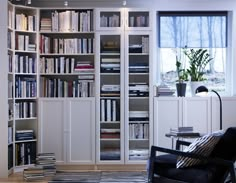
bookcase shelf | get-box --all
[95,8,153,165]
[6,3,38,172]
[125,32,152,163]
[5,4,152,174]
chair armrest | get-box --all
[176,140,191,150]
[148,145,236,183]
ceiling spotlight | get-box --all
[123,0,127,6]
[64,1,68,6]
[27,0,31,4]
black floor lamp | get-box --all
[195,86,222,130]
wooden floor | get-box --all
[0,165,146,183]
[0,172,49,183]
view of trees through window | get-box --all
[158,12,227,93]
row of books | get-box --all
[101,40,120,53]
[100,149,120,160]
[8,80,13,98]
[15,13,37,31]
[15,55,36,74]
[40,36,94,54]
[8,9,14,29]
[15,77,37,98]
[40,57,94,74]
[8,126,13,144]
[40,10,93,32]
[100,14,119,27]
[100,128,120,139]
[15,101,37,119]
[15,141,36,166]
[129,111,149,121]
[129,16,149,27]
[15,34,36,51]
[8,53,13,72]
[129,123,149,139]
[8,31,13,49]
[40,77,95,98]
[8,145,13,170]
[8,104,13,120]
[100,99,120,122]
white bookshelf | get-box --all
[7,3,39,173]
[95,8,153,164]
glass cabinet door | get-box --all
[125,32,151,163]
[97,33,124,163]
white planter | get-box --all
[190,81,204,96]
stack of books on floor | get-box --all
[36,153,56,176]
[169,126,200,137]
[23,152,56,181]
[23,167,44,181]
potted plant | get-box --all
[176,59,188,97]
[183,47,213,95]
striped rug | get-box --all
[49,171,148,183]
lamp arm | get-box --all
[212,90,222,130]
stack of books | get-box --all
[23,167,44,181]
[23,152,56,181]
[156,85,175,97]
[15,130,34,141]
[36,153,56,176]
[169,127,200,137]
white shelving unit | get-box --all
[125,31,153,163]
[7,3,38,173]
[96,31,125,164]
[5,3,152,174]
[96,8,153,164]
[38,8,96,165]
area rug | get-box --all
[48,171,148,183]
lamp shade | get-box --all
[195,86,208,94]
[195,85,209,96]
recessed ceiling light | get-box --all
[64,1,68,7]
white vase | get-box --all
[190,81,204,96]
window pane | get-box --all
[160,48,226,92]
[158,12,227,94]
[159,14,227,48]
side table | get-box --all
[165,132,201,149]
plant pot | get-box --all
[176,83,187,97]
[190,81,204,96]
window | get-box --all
[158,12,228,94]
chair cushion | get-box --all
[176,130,224,168]
[153,154,215,183]
[210,127,236,160]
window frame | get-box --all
[156,11,232,96]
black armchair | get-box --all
[148,127,236,183]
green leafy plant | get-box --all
[176,59,188,83]
[183,48,213,81]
